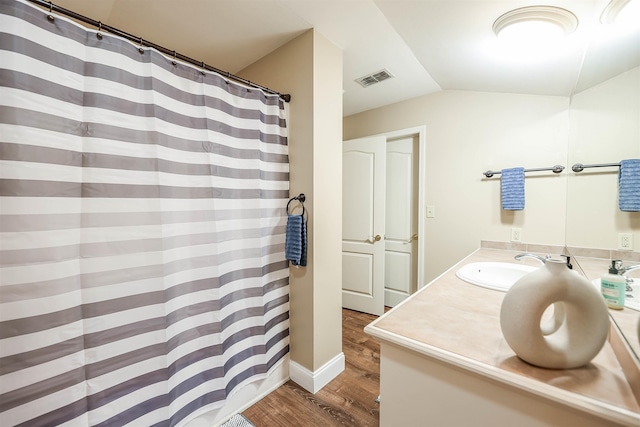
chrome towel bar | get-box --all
[483,165,564,178]
[571,162,620,172]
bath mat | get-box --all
[220,414,256,427]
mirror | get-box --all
[566,4,640,359]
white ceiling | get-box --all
[40,0,640,116]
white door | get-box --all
[342,136,386,316]
[384,136,419,307]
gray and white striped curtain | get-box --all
[0,1,290,425]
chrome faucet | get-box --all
[621,264,640,276]
[514,253,572,269]
[514,253,550,264]
[620,263,640,289]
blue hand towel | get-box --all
[299,217,307,267]
[285,214,307,266]
[501,167,525,210]
[619,159,640,212]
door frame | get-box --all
[376,125,426,292]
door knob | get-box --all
[404,233,418,244]
[374,234,382,241]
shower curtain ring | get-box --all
[97,21,103,40]
[47,1,54,21]
[172,51,177,66]
[138,37,144,54]
[200,61,206,75]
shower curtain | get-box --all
[0,1,290,426]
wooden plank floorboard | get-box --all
[243,309,380,427]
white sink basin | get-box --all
[592,278,639,312]
[456,262,537,292]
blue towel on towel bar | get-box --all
[300,218,307,267]
[501,167,525,210]
[285,214,307,266]
[619,159,640,212]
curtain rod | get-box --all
[27,0,291,102]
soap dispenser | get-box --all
[601,260,626,310]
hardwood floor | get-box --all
[242,309,381,427]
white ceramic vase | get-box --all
[500,259,610,369]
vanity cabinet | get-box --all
[365,248,640,427]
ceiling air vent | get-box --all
[355,69,394,87]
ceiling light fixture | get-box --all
[493,6,578,43]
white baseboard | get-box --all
[289,352,345,394]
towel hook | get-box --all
[287,193,306,216]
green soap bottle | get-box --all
[601,260,626,310]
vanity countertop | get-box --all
[572,255,640,357]
[365,247,640,426]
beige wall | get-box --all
[239,29,343,372]
[344,90,570,283]
[566,66,640,251]
[310,32,344,369]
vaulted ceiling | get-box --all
[39,0,640,116]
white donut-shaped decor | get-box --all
[500,259,610,369]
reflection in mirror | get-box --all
[566,0,640,361]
